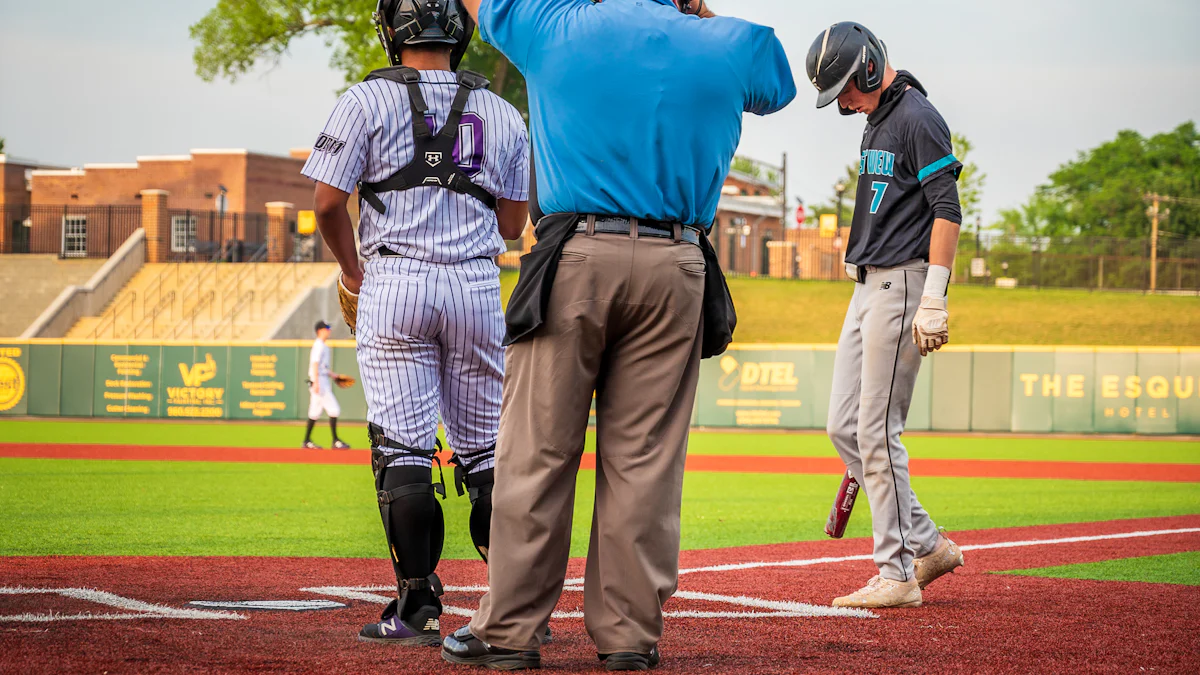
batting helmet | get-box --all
[806,22,888,113]
[373,0,475,70]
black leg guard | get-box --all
[369,424,448,621]
[449,450,495,563]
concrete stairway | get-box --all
[68,262,339,340]
[0,255,107,337]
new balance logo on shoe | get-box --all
[880,282,892,290]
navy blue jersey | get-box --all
[845,81,961,267]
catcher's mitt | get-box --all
[338,273,359,335]
[333,374,356,389]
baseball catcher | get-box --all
[300,0,530,647]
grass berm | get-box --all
[501,272,1200,346]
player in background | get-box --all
[807,22,965,609]
[301,0,530,647]
[303,321,351,449]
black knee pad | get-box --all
[466,468,494,563]
[374,456,446,616]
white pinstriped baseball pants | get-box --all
[356,256,504,471]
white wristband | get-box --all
[924,265,951,298]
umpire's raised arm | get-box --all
[442,1,796,670]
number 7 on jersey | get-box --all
[869,181,888,215]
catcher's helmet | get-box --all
[374,0,475,70]
[806,22,888,113]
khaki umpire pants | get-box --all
[470,230,706,654]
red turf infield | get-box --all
[2,442,1199,482]
[2,516,1199,674]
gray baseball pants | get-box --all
[827,260,942,582]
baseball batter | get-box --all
[302,0,529,646]
[303,321,350,449]
[807,22,966,609]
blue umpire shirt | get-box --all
[478,0,796,228]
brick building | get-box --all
[1,154,64,254]
[710,192,787,276]
[12,148,323,260]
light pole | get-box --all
[834,181,847,231]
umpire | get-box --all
[443,0,794,670]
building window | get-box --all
[171,215,197,253]
[62,215,87,258]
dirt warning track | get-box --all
[3,442,1198,482]
[2,516,1198,674]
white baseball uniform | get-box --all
[301,70,529,469]
[308,337,341,419]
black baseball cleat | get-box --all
[442,625,540,670]
[599,646,661,671]
[332,440,351,449]
[302,441,322,449]
[540,626,552,645]
[358,601,441,647]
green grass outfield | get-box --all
[499,272,1200,346]
[3,419,1199,465]
[999,551,1200,586]
[3,420,1197,560]
[1,457,1197,560]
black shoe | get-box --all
[540,626,553,645]
[600,646,661,671]
[442,625,540,670]
[358,601,441,647]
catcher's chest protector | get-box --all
[357,67,498,216]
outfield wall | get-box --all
[1,340,1197,435]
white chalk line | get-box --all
[301,584,876,620]
[647,526,1200,577]
[304,527,1200,623]
[0,587,244,622]
[5,527,1193,624]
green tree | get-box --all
[993,193,1062,238]
[0,137,5,154]
[190,0,527,116]
[730,156,761,179]
[1021,122,1200,237]
[952,132,986,221]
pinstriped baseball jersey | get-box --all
[301,70,530,263]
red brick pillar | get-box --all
[141,190,169,263]
[266,202,294,263]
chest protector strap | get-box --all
[358,67,498,215]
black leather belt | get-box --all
[377,246,491,261]
[574,216,701,245]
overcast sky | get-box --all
[1,0,1197,224]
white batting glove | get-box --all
[913,264,951,357]
[912,295,949,356]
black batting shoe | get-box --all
[302,441,322,449]
[358,601,441,647]
[600,646,661,671]
[442,625,540,670]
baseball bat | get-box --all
[824,471,859,539]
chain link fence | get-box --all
[955,233,1200,292]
